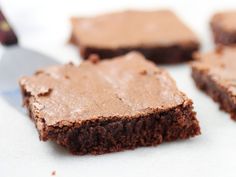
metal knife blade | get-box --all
[0,46,59,113]
[0,10,59,113]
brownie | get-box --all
[191,46,236,120]
[70,10,200,64]
[211,11,236,45]
[19,52,200,155]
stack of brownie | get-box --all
[19,9,236,155]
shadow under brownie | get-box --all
[70,10,200,64]
[191,46,236,120]
[19,52,200,155]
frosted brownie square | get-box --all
[70,10,199,64]
[20,52,200,155]
[192,46,236,120]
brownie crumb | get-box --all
[64,75,70,79]
[38,88,52,97]
[51,171,56,176]
[215,45,224,55]
[219,63,225,68]
[139,69,147,75]
[35,70,44,75]
[88,54,100,64]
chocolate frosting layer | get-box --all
[71,10,199,49]
[192,47,236,96]
[20,52,189,125]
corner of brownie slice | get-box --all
[19,52,200,155]
[191,46,236,120]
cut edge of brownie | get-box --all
[70,31,199,64]
[20,83,200,155]
[191,66,236,120]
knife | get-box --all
[0,10,59,113]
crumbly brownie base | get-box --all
[192,68,236,120]
[210,22,236,45]
[22,89,200,155]
[70,34,199,64]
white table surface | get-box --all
[1,0,236,177]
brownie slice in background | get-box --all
[211,11,236,45]
[191,46,236,120]
[70,10,200,64]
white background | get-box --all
[0,0,236,177]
